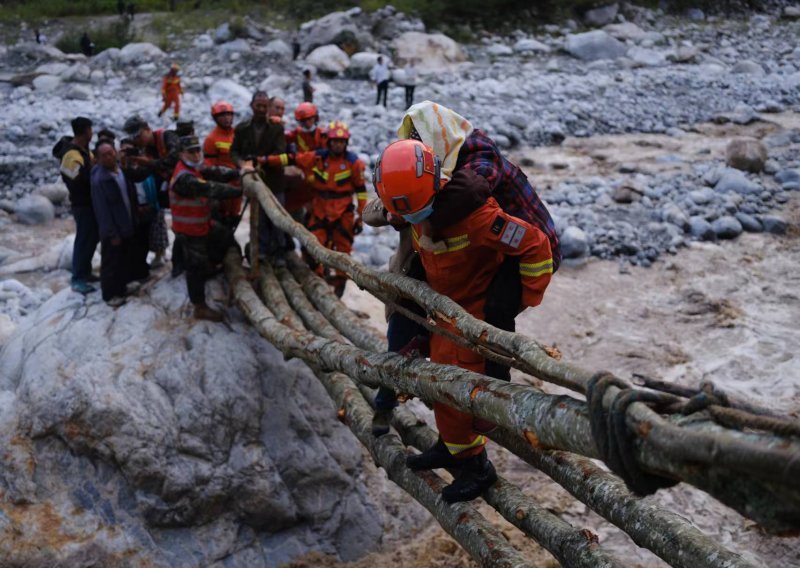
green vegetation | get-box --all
[55,19,135,53]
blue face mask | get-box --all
[401,202,434,224]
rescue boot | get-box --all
[193,302,224,322]
[441,449,497,504]
[371,408,393,437]
[406,437,461,471]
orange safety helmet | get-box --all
[210,100,234,116]
[294,102,318,121]
[373,139,441,222]
[326,120,350,141]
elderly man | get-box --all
[90,140,138,306]
[230,90,288,266]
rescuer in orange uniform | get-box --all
[284,103,326,216]
[203,101,241,225]
[373,139,554,503]
[158,63,183,120]
[267,121,367,296]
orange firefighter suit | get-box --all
[284,126,326,213]
[203,126,241,219]
[412,196,553,457]
[295,148,368,284]
[159,73,183,118]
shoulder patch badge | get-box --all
[500,221,527,249]
[490,216,506,235]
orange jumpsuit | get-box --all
[284,127,326,213]
[203,126,241,219]
[412,197,553,457]
[159,73,182,118]
[295,149,368,284]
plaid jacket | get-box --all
[456,130,561,271]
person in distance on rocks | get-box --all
[372,139,554,503]
[370,56,391,108]
[158,62,183,121]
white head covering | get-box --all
[397,101,473,181]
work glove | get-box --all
[353,216,364,235]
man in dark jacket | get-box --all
[170,135,242,321]
[56,116,99,295]
[230,90,288,265]
[90,140,138,306]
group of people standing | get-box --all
[55,58,562,504]
[370,56,417,109]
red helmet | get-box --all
[326,120,350,140]
[294,102,318,121]
[373,139,441,220]
[211,101,234,116]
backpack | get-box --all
[52,135,74,160]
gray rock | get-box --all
[35,62,70,75]
[715,169,761,195]
[33,182,69,205]
[306,45,350,75]
[92,47,120,66]
[725,138,767,173]
[689,216,715,240]
[193,34,214,49]
[687,8,705,21]
[14,194,55,225]
[611,184,643,203]
[784,6,800,19]
[32,74,61,92]
[735,212,763,232]
[206,79,252,111]
[560,226,589,258]
[731,59,765,76]
[391,32,466,73]
[513,39,550,54]
[261,39,292,59]
[662,203,690,231]
[369,244,393,266]
[565,31,627,61]
[0,280,384,564]
[65,83,93,100]
[604,22,662,43]
[89,70,105,84]
[669,45,700,63]
[219,38,251,53]
[712,215,743,239]
[118,43,166,65]
[689,187,716,205]
[775,169,800,188]
[215,22,232,43]
[626,46,667,67]
[487,43,513,57]
[347,52,386,79]
[759,215,787,234]
[584,4,619,27]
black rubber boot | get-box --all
[406,438,461,471]
[371,408,393,437]
[441,449,498,504]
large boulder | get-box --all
[35,61,69,75]
[261,39,293,60]
[715,168,762,195]
[206,79,252,112]
[0,279,385,565]
[92,47,120,66]
[603,22,663,43]
[725,138,768,173]
[299,10,373,56]
[731,59,765,76]
[584,4,619,27]
[306,44,350,75]
[391,32,467,73]
[33,182,69,205]
[564,31,627,61]
[626,46,667,67]
[32,74,62,92]
[14,194,55,225]
[65,83,93,100]
[118,43,166,65]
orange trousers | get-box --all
[160,93,180,118]
[430,329,487,458]
[307,210,354,280]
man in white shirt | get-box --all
[370,56,391,108]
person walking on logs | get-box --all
[158,63,183,121]
[373,139,554,503]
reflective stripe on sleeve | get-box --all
[444,435,486,455]
[520,259,554,278]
